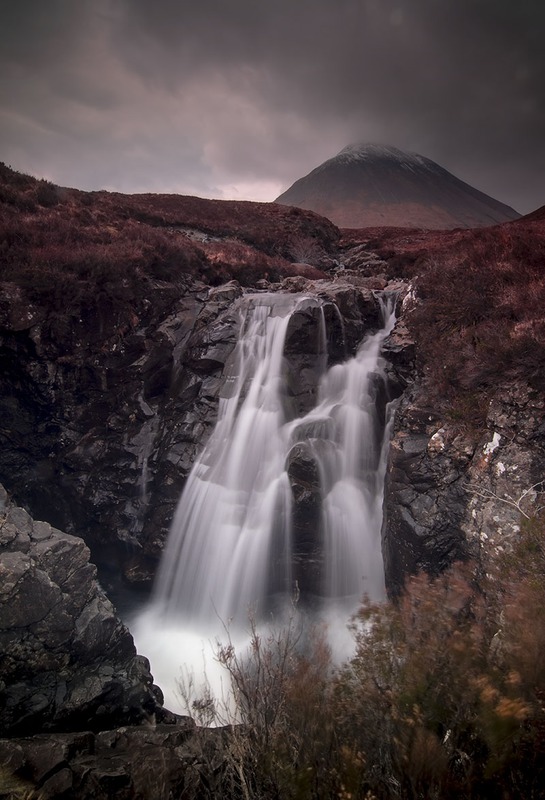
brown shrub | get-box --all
[214,618,343,800]
[405,219,545,427]
[333,513,545,798]
[174,511,545,799]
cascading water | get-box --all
[155,294,303,624]
[132,291,396,712]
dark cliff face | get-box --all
[0,274,208,583]
[381,378,545,596]
[375,214,545,593]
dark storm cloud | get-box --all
[1,0,543,211]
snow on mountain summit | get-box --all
[329,143,437,175]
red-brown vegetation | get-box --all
[187,513,545,799]
[334,514,545,798]
[340,214,545,426]
[0,163,339,314]
[410,219,545,421]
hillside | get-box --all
[276,143,521,229]
[0,161,338,297]
[339,211,545,418]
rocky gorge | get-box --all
[1,163,545,796]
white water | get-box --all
[132,291,396,715]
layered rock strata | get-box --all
[0,722,243,800]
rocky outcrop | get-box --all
[0,484,164,736]
[0,484,249,798]
[461,382,545,556]
[286,441,324,597]
[382,386,473,595]
[0,274,253,585]
[0,275,201,585]
[382,379,545,594]
[0,721,243,800]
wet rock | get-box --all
[286,442,324,598]
[342,245,390,277]
[0,282,47,331]
[382,316,416,393]
[319,283,381,356]
[461,381,545,558]
[283,304,330,416]
[0,276,227,584]
[0,721,202,800]
[0,487,162,736]
[382,385,474,595]
[382,379,545,594]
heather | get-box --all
[189,512,545,800]
[0,162,337,307]
[341,214,545,428]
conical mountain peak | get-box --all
[276,144,520,229]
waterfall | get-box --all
[132,290,396,712]
[154,294,303,623]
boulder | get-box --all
[0,486,163,736]
[0,720,217,800]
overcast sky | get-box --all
[1,0,543,213]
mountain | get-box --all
[275,143,521,230]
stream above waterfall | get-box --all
[132,289,397,714]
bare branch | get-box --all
[463,480,545,520]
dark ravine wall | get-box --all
[0,272,390,593]
[2,264,544,599]
[2,266,543,600]
[2,268,544,797]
